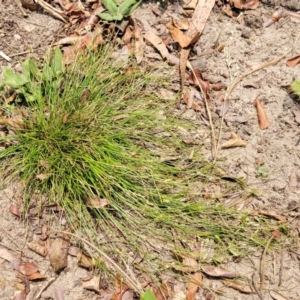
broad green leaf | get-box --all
[98,13,118,21]
[22,59,41,80]
[141,290,157,300]
[119,0,138,15]
[3,68,29,89]
[291,80,300,96]
[23,91,37,102]
[101,0,118,15]
[51,48,64,76]
[114,12,123,20]
[42,64,54,82]
[127,0,141,15]
[119,0,136,15]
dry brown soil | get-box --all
[0,0,300,299]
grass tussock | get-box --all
[0,47,286,275]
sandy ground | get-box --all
[0,0,300,299]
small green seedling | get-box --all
[98,0,141,21]
[291,80,300,97]
[256,164,269,178]
[0,48,63,103]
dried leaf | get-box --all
[272,230,281,239]
[36,173,51,180]
[174,256,199,273]
[133,21,144,64]
[0,247,20,267]
[270,290,289,300]
[289,171,298,187]
[183,93,201,111]
[82,275,100,292]
[253,99,270,130]
[63,26,104,64]
[188,0,215,39]
[231,0,259,10]
[75,5,105,36]
[55,36,81,46]
[49,235,70,272]
[189,69,210,102]
[222,280,254,294]
[201,265,236,278]
[78,251,97,269]
[183,0,198,9]
[167,21,200,48]
[221,132,246,148]
[186,273,203,300]
[286,54,300,67]
[144,31,169,60]
[9,204,20,217]
[5,92,17,104]
[19,262,39,276]
[173,19,190,30]
[84,197,110,208]
[26,272,47,280]
[27,241,47,257]
[0,116,24,130]
[254,210,287,222]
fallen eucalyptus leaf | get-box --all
[221,132,246,149]
[270,290,289,300]
[253,98,270,130]
[201,265,236,278]
[222,280,254,294]
[82,275,100,292]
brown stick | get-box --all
[13,0,28,17]
[259,236,274,291]
[251,273,264,300]
[34,0,68,23]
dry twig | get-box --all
[259,235,274,291]
[13,0,28,17]
[35,278,57,300]
[34,0,68,23]
[187,61,217,157]
[251,273,264,300]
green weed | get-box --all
[291,79,300,97]
[98,0,141,21]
